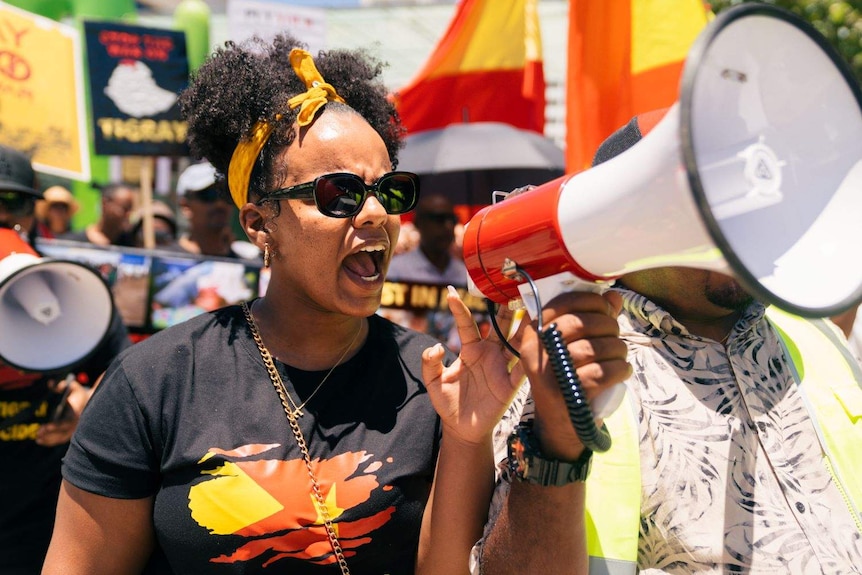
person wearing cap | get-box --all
[0,144,132,574]
[176,161,260,260]
[60,182,138,247]
[0,144,44,244]
[34,186,79,239]
[473,113,862,574]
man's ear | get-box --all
[240,204,268,248]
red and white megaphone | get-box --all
[0,228,115,374]
[463,4,862,418]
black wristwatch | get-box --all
[507,423,593,486]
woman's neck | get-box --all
[249,298,366,370]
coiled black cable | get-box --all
[538,323,612,453]
[486,264,612,453]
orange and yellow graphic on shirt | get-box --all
[189,443,395,567]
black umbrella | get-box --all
[396,122,566,208]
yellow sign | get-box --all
[381,281,487,313]
[0,4,90,181]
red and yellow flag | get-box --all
[565,0,710,171]
[392,0,546,135]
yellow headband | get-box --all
[287,49,346,126]
[226,48,345,209]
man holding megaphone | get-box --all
[471,5,862,573]
[0,144,132,575]
[475,122,862,574]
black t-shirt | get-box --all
[64,306,454,574]
[0,311,131,574]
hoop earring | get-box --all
[263,244,271,268]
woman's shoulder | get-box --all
[147,303,243,337]
[117,305,248,367]
[90,305,256,420]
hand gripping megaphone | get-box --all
[463,4,862,449]
[0,228,115,374]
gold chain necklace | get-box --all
[248,300,361,418]
[242,301,353,575]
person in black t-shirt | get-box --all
[44,35,628,575]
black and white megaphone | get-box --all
[0,228,115,374]
[463,4,862,425]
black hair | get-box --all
[179,33,404,204]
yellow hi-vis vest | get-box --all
[584,307,862,575]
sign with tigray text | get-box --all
[0,4,90,180]
[83,20,189,156]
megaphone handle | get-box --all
[511,269,616,452]
[539,322,612,453]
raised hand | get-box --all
[421,286,527,446]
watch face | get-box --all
[507,424,593,486]
[508,432,530,478]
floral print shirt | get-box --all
[472,288,862,574]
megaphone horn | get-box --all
[464,3,862,321]
[463,4,862,435]
[0,228,115,374]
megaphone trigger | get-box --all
[490,260,616,453]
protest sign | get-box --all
[84,20,190,157]
[0,4,90,180]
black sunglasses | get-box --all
[262,171,420,218]
[0,192,35,216]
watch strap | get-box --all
[507,423,593,486]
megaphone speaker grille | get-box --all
[681,4,862,317]
[0,260,114,373]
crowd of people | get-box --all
[384,193,471,351]
[25,163,261,263]
[1,12,861,575]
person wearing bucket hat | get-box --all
[475,111,862,574]
[43,33,628,575]
[0,144,132,575]
[129,199,181,251]
[34,186,79,239]
[175,161,260,260]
